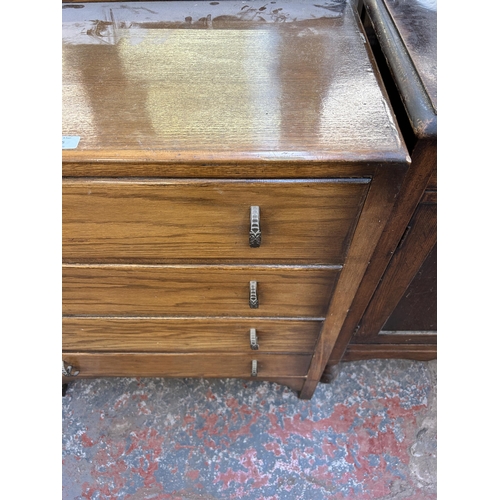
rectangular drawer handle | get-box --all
[251,359,258,377]
[249,206,261,248]
[249,281,259,309]
[250,328,259,350]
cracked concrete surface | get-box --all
[408,360,437,494]
[377,360,437,500]
[62,359,437,499]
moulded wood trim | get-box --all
[299,164,407,399]
[325,139,436,367]
[364,0,436,138]
[355,202,437,338]
[62,161,382,179]
[342,343,437,361]
[420,190,437,204]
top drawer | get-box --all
[63,179,369,264]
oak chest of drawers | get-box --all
[62,0,409,399]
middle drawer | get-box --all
[62,265,340,317]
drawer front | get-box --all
[62,265,340,317]
[61,353,312,378]
[62,318,322,353]
[62,179,369,264]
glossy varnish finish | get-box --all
[383,0,437,111]
[62,1,406,166]
[62,1,409,398]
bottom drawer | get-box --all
[62,353,312,379]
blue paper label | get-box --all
[62,136,80,149]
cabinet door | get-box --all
[354,194,437,343]
[381,243,436,333]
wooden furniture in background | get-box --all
[62,0,409,399]
[322,0,437,381]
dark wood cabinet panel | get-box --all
[355,201,437,339]
[382,243,436,333]
[342,344,437,362]
[321,0,437,381]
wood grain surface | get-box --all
[325,139,436,367]
[364,0,436,138]
[61,352,312,378]
[62,265,340,317]
[355,201,437,338]
[62,1,407,164]
[61,1,411,398]
[341,343,437,361]
[63,162,385,180]
[380,243,437,333]
[63,179,368,264]
[63,318,322,353]
[300,165,406,398]
[381,0,437,112]
[426,167,437,190]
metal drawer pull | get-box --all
[249,206,261,248]
[249,281,259,308]
[62,360,79,377]
[250,328,259,350]
[251,360,258,377]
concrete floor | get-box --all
[62,359,437,499]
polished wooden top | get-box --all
[383,0,437,112]
[364,0,436,139]
[62,1,407,164]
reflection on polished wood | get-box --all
[383,0,437,110]
[62,1,407,166]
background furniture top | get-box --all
[364,0,436,140]
[383,0,436,109]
